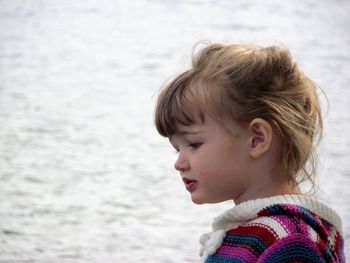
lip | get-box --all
[182,177,198,192]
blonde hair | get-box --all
[154,42,325,192]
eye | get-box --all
[188,142,202,149]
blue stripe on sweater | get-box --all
[205,254,249,263]
[223,235,267,254]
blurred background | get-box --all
[0,0,349,262]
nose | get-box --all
[174,152,190,171]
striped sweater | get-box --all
[199,194,345,262]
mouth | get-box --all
[182,178,198,192]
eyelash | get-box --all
[188,142,202,149]
[173,142,202,153]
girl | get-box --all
[154,43,345,262]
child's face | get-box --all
[169,114,252,204]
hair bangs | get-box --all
[155,74,205,137]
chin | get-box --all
[191,195,206,205]
[191,193,217,205]
[191,194,229,204]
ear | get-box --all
[248,118,273,159]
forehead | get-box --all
[170,114,247,144]
[168,123,204,141]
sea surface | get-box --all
[0,0,349,262]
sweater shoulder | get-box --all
[256,233,325,262]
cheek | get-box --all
[191,142,249,180]
[193,155,235,182]
[210,149,248,183]
[191,149,227,171]
[190,153,218,180]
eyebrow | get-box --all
[179,130,202,135]
[169,130,202,142]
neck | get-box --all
[233,179,302,206]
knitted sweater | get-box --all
[199,194,345,263]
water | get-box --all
[0,0,349,262]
